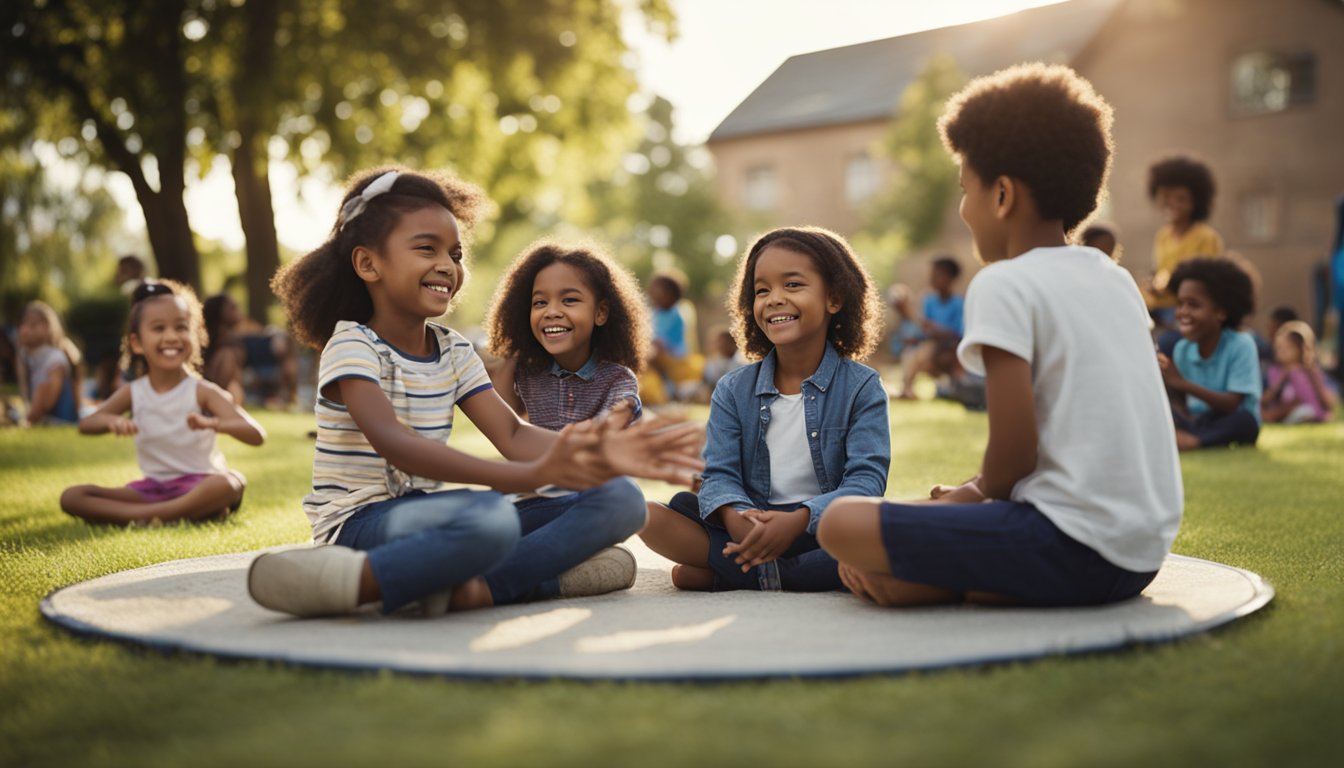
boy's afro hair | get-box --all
[1168,257,1255,329]
[939,62,1114,235]
[1147,155,1217,222]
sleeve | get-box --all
[1224,334,1263,402]
[32,348,69,385]
[317,327,382,393]
[696,376,754,520]
[448,338,495,405]
[668,309,688,356]
[921,293,936,320]
[956,268,1034,376]
[599,366,643,423]
[799,374,892,534]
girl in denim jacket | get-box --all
[639,227,890,591]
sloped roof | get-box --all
[708,0,1122,142]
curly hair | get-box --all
[939,62,1114,235]
[1168,257,1255,329]
[271,166,489,349]
[728,226,882,362]
[1147,155,1217,223]
[120,279,207,378]
[486,240,650,375]
[931,255,962,280]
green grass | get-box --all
[2,404,1341,767]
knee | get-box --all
[816,497,879,560]
[596,477,647,537]
[59,485,88,513]
[473,494,522,559]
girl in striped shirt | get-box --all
[250,167,701,619]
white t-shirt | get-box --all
[766,392,823,505]
[131,375,227,481]
[957,246,1183,572]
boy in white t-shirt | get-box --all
[818,63,1183,607]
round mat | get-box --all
[40,542,1273,680]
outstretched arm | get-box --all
[78,385,136,436]
[191,380,266,446]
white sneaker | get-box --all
[558,546,637,598]
[247,546,365,617]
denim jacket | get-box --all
[697,342,891,534]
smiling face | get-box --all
[1174,278,1226,343]
[130,295,196,374]
[752,245,839,356]
[359,205,464,322]
[530,261,607,372]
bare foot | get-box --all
[671,564,714,591]
[449,577,495,611]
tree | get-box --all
[859,54,967,268]
[2,1,206,289]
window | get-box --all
[845,153,878,206]
[1231,51,1316,116]
[743,165,777,211]
[1240,190,1280,243]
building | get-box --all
[706,0,1344,323]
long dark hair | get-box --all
[270,166,488,349]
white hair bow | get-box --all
[338,171,401,230]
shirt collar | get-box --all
[550,355,600,381]
[753,342,840,396]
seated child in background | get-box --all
[645,270,703,401]
[1157,257,1262,450]
[202,293,248,404]
[61,280,263,525]
[885,284,924,359]
[486,240,648,428]
[1262,320,1335,424]
[15,301,83,425]
[697,328,747,401]
[1080,222,1119,259]
[896,256,965,400]
[1259,305,1299,372]
[819,63,1182,608]
[1145,155,1224,355]
[639,226,890,593]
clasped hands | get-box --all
[721,506,810,572]
[539,400,705,490]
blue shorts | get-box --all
[878,500,1157,606]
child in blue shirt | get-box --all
[897,256,965,399]
[1157,257,1261,450]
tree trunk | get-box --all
[232,129,280,324]
[139,189,201,290]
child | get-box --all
[1145,155,1224,353]
[700,327,747,396]
[484,240,648,426]
[202,293,247,404]
[1080,223,1118,259]
[60,280,263,524]
[1157,257,1262,450]
[1262,320,1335,424]
[639,226,890,592]
[819,63,1182,608]
[251,167,703,619]
[15,301,83,425]
[897,256,965,399]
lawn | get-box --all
[1,403,1341,767]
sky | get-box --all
[100,0,1067,255]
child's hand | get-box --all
[187,413,219,431]
[537,420,611,490]
[595,402,705,486]
[722,508,809,571]
[109,417,138,436]
[720,507,758,543]
[1157,353,1184,388]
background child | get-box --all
[820,63,1182,609]
[253,167,702,619]
[485,240,648,426]
[15,301,83,425]
[202,293,248,404]
[896,256,965,400]
[1262,320,1335,424]
[639,226,890,593]
[1145,155,1225,354]
[645,270,702,401]
[1080,222,1118,259]
[1158,257,1262,450]
[60,280,263,525]
[698,327,747,401]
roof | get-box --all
[708,0,1123,142]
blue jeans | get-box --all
[667,491,843,592]
[335,489,520,613]
[485,477,647,605]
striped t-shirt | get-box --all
[304,320,493,542]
